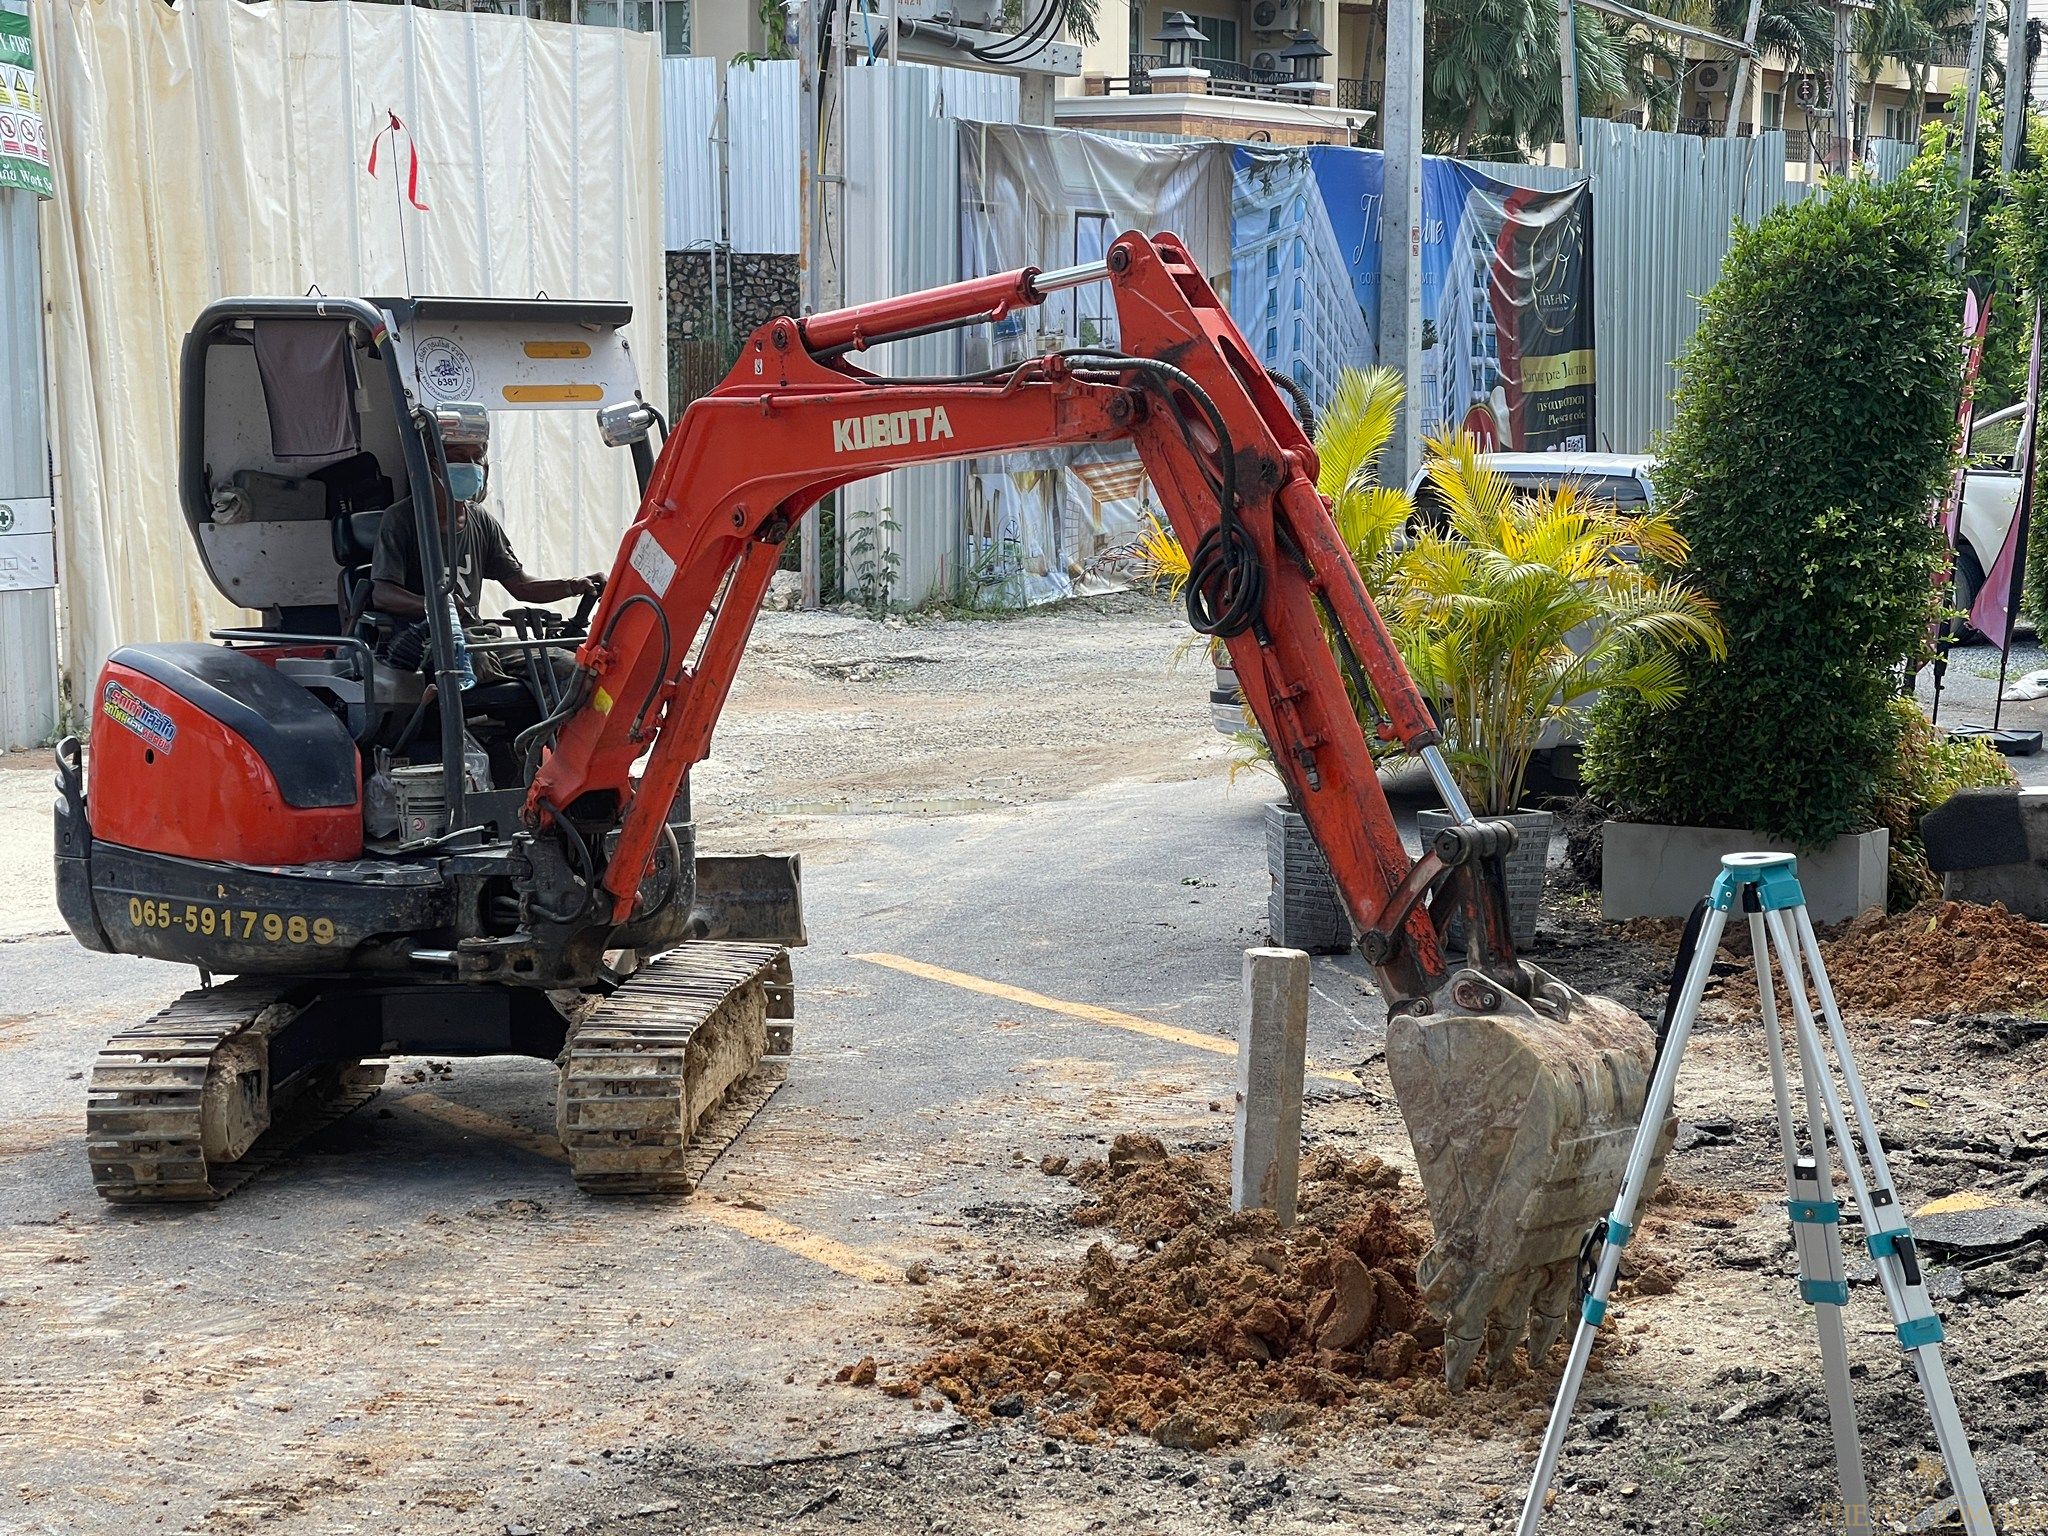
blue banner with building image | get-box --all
[1232,146,1595,451]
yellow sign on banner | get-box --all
[1520,349,1597,396]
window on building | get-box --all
[1265,284,1277,317]
[1762,90,1783,130]
[1188,14,1240,63]
[1074,212,1118,346]
[1293,276,1303,310]
[1266,247,1279,278]
[1268,206,1281,232]
[1292,238,1304,271]
[1265,327,1279,360]
[1882,104,1906,140]
[660,0,692,54]
[1293,317,1303,354]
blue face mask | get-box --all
[446,462,487,504]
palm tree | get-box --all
[1863,0,1994,138]
[1392,433,1726,813]
[1134,371,1726,815]
[1424,0,1628,153]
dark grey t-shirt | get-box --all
[371,502,519,615]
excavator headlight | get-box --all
[598,399,659,449]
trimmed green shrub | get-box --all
[1583,172,1960,848]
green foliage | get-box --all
[1424,0,1625,154]
[844,503,902,616]
[1583,174,1962,848]
[1873,698,2017,907]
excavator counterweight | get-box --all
[56,237,1660,1385]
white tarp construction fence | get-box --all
[34,0,665,705]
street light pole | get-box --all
[1379,0,1426,487]
[797,0,823,607]
[1955,0,1993,253]
[1722,0,1765,138]
[2002,0,2028,174]
[1832,0,1852,175]
[1557,0,1581,170]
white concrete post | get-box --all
[1232,947,1310,1227]
[1378,0,1425,488]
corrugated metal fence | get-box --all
[658,76,1917,602]
[0,186,60,749]
[662,56,802,254]
[833,62,1018,604]
[1491,125,1906,452]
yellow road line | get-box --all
[390,1092,899,1284]
[695,1204,903,1286]
[853,952,1360,1086]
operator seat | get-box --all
[335,496,402,637]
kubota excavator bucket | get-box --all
[1385,971,1671,1388]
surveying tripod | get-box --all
[1517,852,1994,1536]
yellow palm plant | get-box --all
[1315,366,1414,585]
[1388,432,1726,815]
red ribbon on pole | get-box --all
[367,110,430,212]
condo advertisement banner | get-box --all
[952,127,1596,606]
[1232,146,1595,452]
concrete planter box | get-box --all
[1265,802,1353,954]
[1418,807,1554,949]
[1601,822,1889,925]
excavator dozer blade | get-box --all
[1385,972,1671,1388]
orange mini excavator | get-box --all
[57,235,1659,1385]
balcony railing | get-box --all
[1106,51,1330,102]
[1335,77,1381,110]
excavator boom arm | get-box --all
[529,232,1469,1003]
[524,234,1668,1387]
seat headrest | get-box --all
[333,497,409,565]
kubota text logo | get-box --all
[831,406,956,454]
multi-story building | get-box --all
[1062,1,1371,144]
[1067,0,2012,176]
[1229,149,1374,400]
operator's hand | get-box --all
[578,573,606,598]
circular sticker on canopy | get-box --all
[415,336,477,402]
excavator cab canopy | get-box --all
[177,294,649,632]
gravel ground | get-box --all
[2,596,2044,1536]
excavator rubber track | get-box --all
[557,941,794,1195]
[86,979,384,1203]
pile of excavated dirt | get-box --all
[865,1136,1456,1450]
[1718,900,2048,1020]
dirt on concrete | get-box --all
[869,1135,1443,1450]
[1717,899,2048,1021]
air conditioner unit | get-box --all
[1252,0,1284,29]
[1252,49,1282,73]
[1695,62,1734,94]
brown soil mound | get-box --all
[1719,900,2048,1020]
[874,1136,1448,1449]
